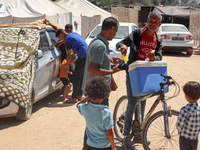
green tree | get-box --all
[181,0,198,8]
[88,0,111,10]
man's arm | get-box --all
[154,34,162,61]
[110,57,122,64]
[66,49,72,67]
[42,19,62,30]
[56,40,65,47]
[64,42,73,66]
[87,62,120,75]
[116,34,132,56]
[106,129,116,150]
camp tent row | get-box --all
[0,0,72,27]
[0,0,111,37]
[55,0,111,38]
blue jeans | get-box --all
[124,78,146,136]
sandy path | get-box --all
[0,50,200,150]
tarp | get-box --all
[0,19,60,108]
[153,6,193,18]
[0,0,72,28]
[0,24,40,108]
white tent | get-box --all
[55,0,111,18]
[0,0,72,28]
[0,0,112,38]
[0,4,12,24]
[55,0,111,38]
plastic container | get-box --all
[128,61,168,96]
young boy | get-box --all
[59,53,76,101]
[77,76,116,150]
[176,81,200,150]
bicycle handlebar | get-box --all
[160,74,175,87]
[159,74,180,100]
[161,74,172,80]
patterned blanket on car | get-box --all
[0,26,40,108]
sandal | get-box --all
[64,98,78,103]
[66,95,71,99]
[61,96,71,101]
[61,97,66,102]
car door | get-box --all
[46,29,62,87]
[34,29,54,100]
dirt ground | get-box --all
[1,50,200,150]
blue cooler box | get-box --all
[128,61,168,96]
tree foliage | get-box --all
[50,0,199,10]
[86,0,199,11]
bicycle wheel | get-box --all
[113,95,128,141]
[142,110,179,150]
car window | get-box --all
[115,26,129,39]
[161,26,188,32]
[39,31,50,53]
[89,26,101,38]
[89,26,129,39]
[48,30,59,48]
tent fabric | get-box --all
[55,0,111,18]
[55,0,111,37]
[0,0,111,38]
[0,0,72,28]
[153,6,193,18]
[81,15,100,39]
[0,15,12,24]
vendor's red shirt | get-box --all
[137,28,157,60]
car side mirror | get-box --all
[37,50,43,59]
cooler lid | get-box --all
[128,61,167,72]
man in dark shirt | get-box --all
[116,12,162,149]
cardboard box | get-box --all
[128,61,168,96]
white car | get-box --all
[85,23,138,59]
[0,25,63,120]
[157,23,194,55]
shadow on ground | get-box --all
[0,88,75,130]
[32,88,76,113]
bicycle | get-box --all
[113,74,180,150]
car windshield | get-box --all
[89,26,129,39]
[161,26,188,32]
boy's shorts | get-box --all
[60,78,70,86]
